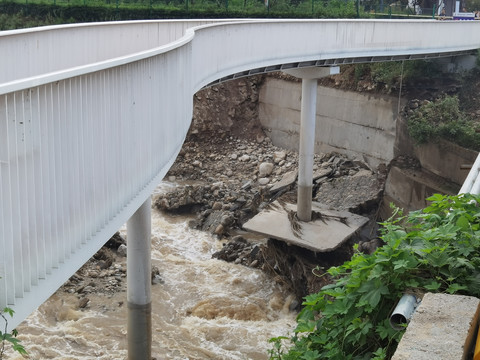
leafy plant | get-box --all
[314,0,357,18]
[0,307,27,359]
[370,61,404,88]
[407,95,480,150]
[0,0,360,26]
[353,63,370,85]
[270,193,480,359]
[369,60,442,90]
[346,60,444,94]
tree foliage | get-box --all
[352,60,443,93]
[0,0,360,29]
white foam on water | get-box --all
[10,183,297,359]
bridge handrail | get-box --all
[2,19,480,95]
[460,154,480,194]
[0,19,224,93]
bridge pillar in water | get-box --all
[283,66,340,222]
[127,197,152,360]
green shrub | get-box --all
[368,60,442,90]
[1,308,27,359]
[0,0,361,26]
[407,95,480,150]
[270,193,480,360]
[353,63,370,85]
[314,0,356,17]
[370,61,403,87]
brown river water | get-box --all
[9,183,297,360]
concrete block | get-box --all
[243,201,368,252]
[414,140,477,186]
[392,293,480,360]
[381,165,460,218]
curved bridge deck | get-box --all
[1,19,480,329]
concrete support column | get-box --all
[127,197,152,360]
[297,77,317,221]
[283,66,340,222]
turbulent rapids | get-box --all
[10,183,297,360]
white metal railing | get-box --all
[459,154,480,194]
[1,19,480,330]
[0,20,219,85]
[0,44,194,328]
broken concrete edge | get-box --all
[392,293,480,360]
[243,201,369,253]
[268,170,298,194]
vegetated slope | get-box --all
[324,60,480,151]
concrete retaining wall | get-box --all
[382,115,479,216]
[259,77,399,168]
[415,141,477,185]
[392,293,480,360]
[395,114,478,186]
[259,75,479,215]
[380,165,460,219]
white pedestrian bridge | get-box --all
[2,19,480,336]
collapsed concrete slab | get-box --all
[243,201,369,252]
[269,170,298,194]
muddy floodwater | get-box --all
[9,184,297,360]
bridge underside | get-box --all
[206,49,476,86]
